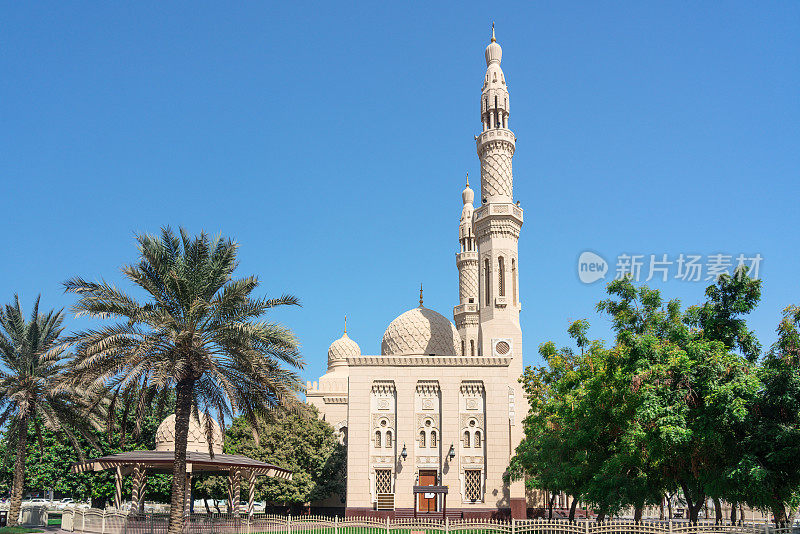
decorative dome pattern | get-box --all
[155,413,224,454]
[328,332,360,367]
[381,306,461,356]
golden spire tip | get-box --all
[419,284,424,307]
[491,22,496,43]
[344,314,347,334]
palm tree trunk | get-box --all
[167,377,195,534]
[713,498,722,524]
[8,416,29,527]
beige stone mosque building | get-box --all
[307,28,528,519]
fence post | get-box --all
[335,515,339,534]
[585,518,589,534]
[446,517,449,534]
[288,514,292,534]
[102,509,107,534]
[386,515,390,534]
[512,518,516,534]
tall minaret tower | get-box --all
[475,25,523,365]
[454,174,479,356]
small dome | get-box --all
[381,306,461,356]
[485,26,502,66]
[328,332,360,368]
[462,181,474,206]
[155,413,224,454]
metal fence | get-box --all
[60,510,800,534]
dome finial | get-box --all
[419,284,424,307]
[466,172,469,187]
[344,314,347,334]
[491,22,496,43]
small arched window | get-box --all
[484,259,491,305]
[386,431,392,448]
[430,431,437,448]
[512,258,517,305]
[375,431,382,448]
[463,431,471,448]
[419,431,426,448]
[498,257,505,297]
[470,339,475,356]
[474,431,482,448]
[461,340,466,357]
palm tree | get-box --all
[66,227,304,534]
[0,296,102,526]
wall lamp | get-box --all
[401,443,407,460]
[448,444,455,460]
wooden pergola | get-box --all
[72,450,292,516]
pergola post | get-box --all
[231,469,241,517]
[247,471,256,519]
[114,466,123,509]
[131,465,146,513]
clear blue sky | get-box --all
[2,2,798,386]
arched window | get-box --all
[512,258,517,305]
[463,431,471,447]
[498,257,505,296]
[484,259,491,305]
[375,431,381,448]
[474,431,482,448]
[470,339,475,356]
[419,431,426,448]
[430,431,437,448]
[461,340,466,357]
[386,431,392,448]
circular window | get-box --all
[425,419,432,427]
[495,341,510,355]
[469,419,476,427]
[380,419,387,427]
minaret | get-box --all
[475,25,523,363]
[454,174,479,356]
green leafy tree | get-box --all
[65,228,304,534]
[0,296,103,526]
[732,305,800,522]
[197,408,345,510]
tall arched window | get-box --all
[498,257,505,296]
[470,339,475,356]
[463,431,471,447]
[375,431,381,448]
[512,258,517,305]
[386,431,392,448]
[474,431,482,448]
[484,259,491,305]
[461,340,466,357]
[419,431,426,448]
[431,431,437,447]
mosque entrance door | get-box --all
[418,470,437,513]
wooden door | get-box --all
[418,470,437,512]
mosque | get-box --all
[307,27,528,519]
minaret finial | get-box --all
[491,22,496,43]
[419,284,424,306]
[344,314,347,334]
[466,172,469,187]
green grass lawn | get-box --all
[0,527,47,534]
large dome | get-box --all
[381,306,461,356]
[328,332,360,368]
[155,413,224,454]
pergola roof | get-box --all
[71,450,292,479]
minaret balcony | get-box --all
[476,128,515,153]
[455,250,478,263]
[473,202,523,225]
[454,303,479,316]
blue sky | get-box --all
[2,2,798,385]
